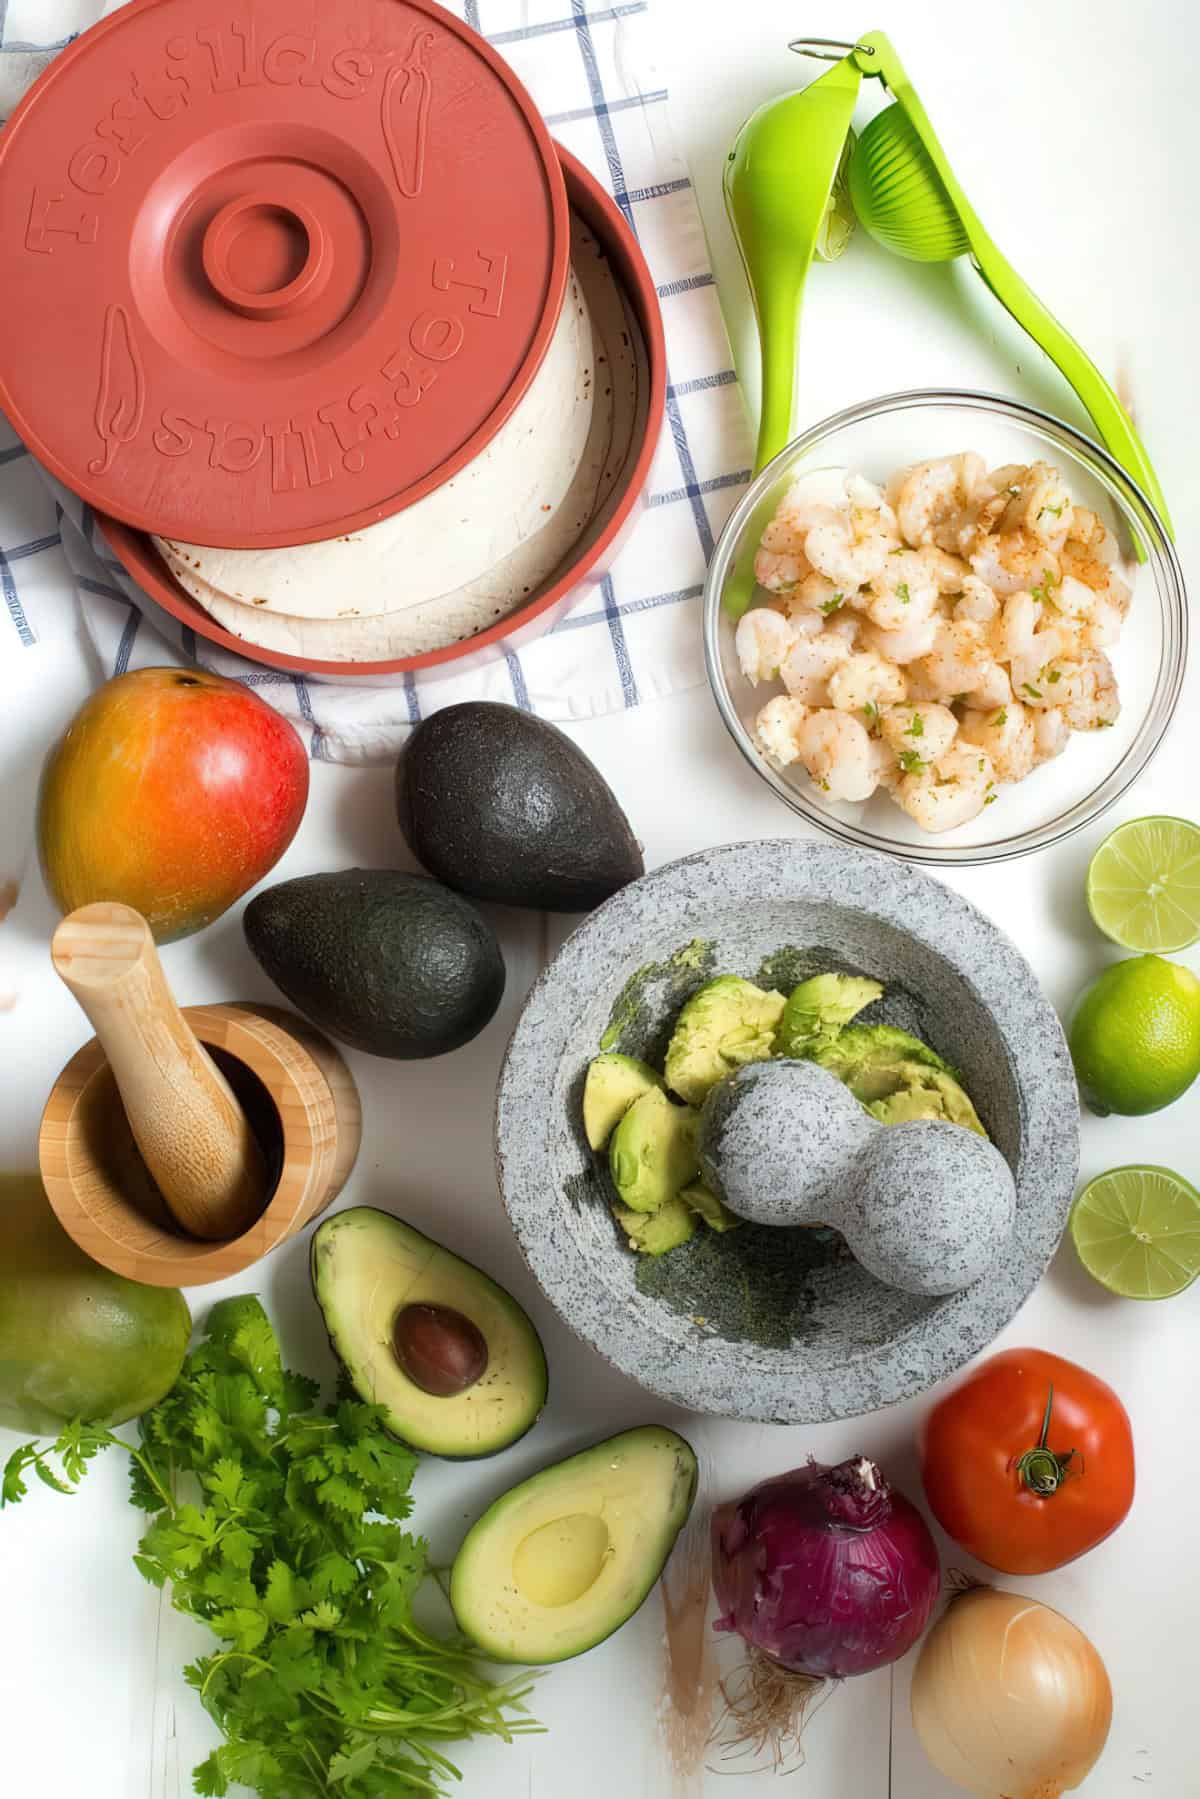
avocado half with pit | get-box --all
[311,1208,547,1459]
[451,1424,698,1664]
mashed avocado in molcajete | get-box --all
[582,964,987,1263]
[664,975,786,1106]
[812,1023,986,1135]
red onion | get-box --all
[712,1455,940,1680]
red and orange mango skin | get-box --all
[37,668,309,942]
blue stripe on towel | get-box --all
[506,652,532,710]
[0,548,35,646]
[112,604,140,677]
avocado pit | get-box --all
[392,1302,489,1398]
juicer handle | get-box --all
[971,246,1174,543]
[51,903,269,1241]
[851,28,1173,552]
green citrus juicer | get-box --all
[721,49,863,616]
[818,30,1172,543]
[720,32,1171,618]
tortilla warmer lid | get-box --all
[0,0,569,547]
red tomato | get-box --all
[920,1347,1134,1575]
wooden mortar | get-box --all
[39,1002,361,1287]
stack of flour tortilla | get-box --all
[154,219,649,662]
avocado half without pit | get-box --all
[450,1425,698,1664]
[311,1208,547,1458]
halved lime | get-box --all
[1086,816,1200,952]
[1070,1165,1200,1299]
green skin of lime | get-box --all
[1069,955,1200,1116]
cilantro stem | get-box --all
[129,1447,175,1515]
[199,1650,271,1697]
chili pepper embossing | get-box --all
[382,28,435,198]
[89,303,144,475]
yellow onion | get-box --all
[910,1587,1112,1798]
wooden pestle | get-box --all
[50,902,269,1241]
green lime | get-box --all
[1069,953,1200,1115]
[1086,816,1200,952]
[1070,1166,1200,1298]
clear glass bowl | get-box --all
[703,390,1187,864]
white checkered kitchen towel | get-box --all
[0,0,752,762]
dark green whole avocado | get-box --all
[243,869,505,1059]
[396,701,643,912]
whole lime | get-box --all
[0,1174,190,1433]
[1069,954,1200,1116]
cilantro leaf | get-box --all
[2,1300,541,1797]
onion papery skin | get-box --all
[711,1456,941,1680]
[910,1587,1113,1797]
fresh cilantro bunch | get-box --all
[2,1295,539,1796]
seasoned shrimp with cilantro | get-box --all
[741,457,1132,833]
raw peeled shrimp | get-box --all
[827,651,908,714]
[736,607,794,684]
[860,611,941,665]
[919,545,973,594]
[880,702,959,763]
[895,745,997,832]
[793,709,879,803]
[754,695,809,766]
[965,661,1014,710]
[892,453,985,547]
[868,735,902,791]
[958,700,1036,783]
[992,590,1043,662]
[1020,462,1075,548]
[862,550,940,630]
[754,549,809,594]
[801,486,900,592]
[912,619,1003,702]
[780,628,853,705]
[954,575,1000,626]
[825,609,862,651]
[761,495,843,554]
[970,535,1061,599]
[749,452,1132,834]
[1055,652,1120,731]
[1032,708,1071,764]
[788,570,849,617]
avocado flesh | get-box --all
[812,1023,954,1083]
[583,1053,664,1151]
[775,973,883,1058]
[864,1062,987,1135]
[812,1028,986,1137]
[0,1174,190,1433]
[613,1195,695,1255]
[450,1425,698,1664]
[311,1208,547,1459]
[609,1089,700,1214]
[664,975,786,1106]
[679,1181,740,1233]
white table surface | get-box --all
[3,2,1199,1794]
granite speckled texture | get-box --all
[494,839,1079,1423]
[699,1059,1016,1296]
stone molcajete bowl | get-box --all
[495,839,1079,1423]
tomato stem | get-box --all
[1014,1384,1077,1497]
